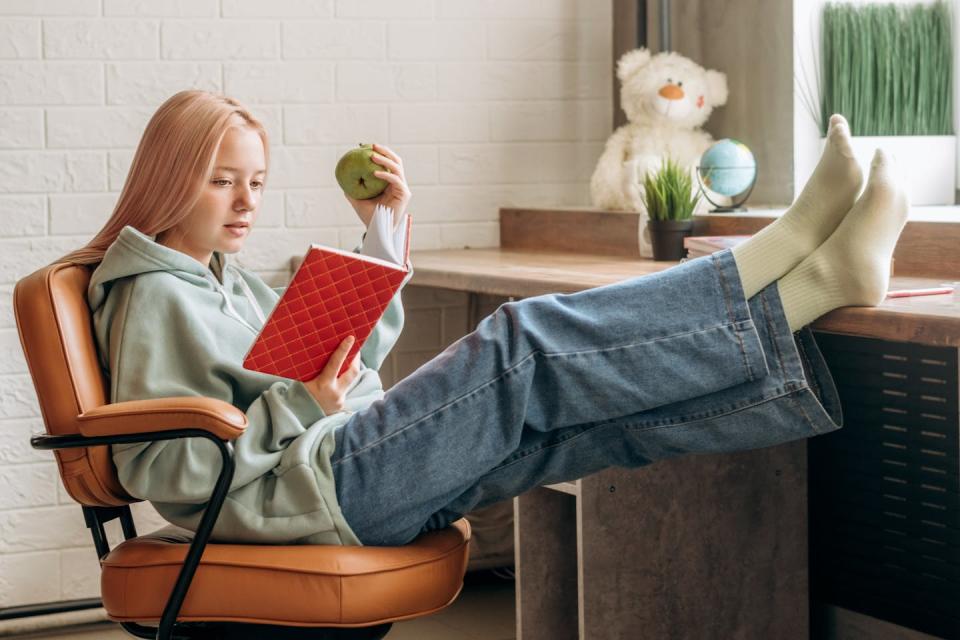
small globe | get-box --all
[697,139,757,207]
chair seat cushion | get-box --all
[100,519,471,627]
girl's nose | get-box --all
[236,187,256,210]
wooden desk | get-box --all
[406,208,960,640]
[408,247,959,345]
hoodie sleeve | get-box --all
[105,274,327,504]
[359,262,413,371]
[353,233,413,372]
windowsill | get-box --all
[732,205,960,222]
[498,206,960,280]
[517,204,960,222]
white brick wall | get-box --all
[0,0,611,608]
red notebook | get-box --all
[243,213,412,381]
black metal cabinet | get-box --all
[810,331,960,640]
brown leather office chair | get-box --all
[13,261,471,640]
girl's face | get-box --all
[158,125,266,267]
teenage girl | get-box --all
[60,90,907,546]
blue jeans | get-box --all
[331,248,843,546]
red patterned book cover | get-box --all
[243,213,412,381]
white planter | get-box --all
[639,215,653,258]
[821,135,957,206]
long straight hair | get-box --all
[58,90,269,266]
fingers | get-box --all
[371,145,407,186]
[370,152,401,175]
[372,143,402,166]
[345,352,361,371]
[373,170,407,190]
[337,353,362,382]
[322,335,355,380]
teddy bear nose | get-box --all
[658,84,685,101]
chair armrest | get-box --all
[77,397,247,441]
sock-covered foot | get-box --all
[777,148,909,331]
[732,114,863,299]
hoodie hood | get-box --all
[88,225,267,340]
[89,225,229,315]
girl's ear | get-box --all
[706,69,728,107]
[617,48,652,82]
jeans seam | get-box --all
[714,252,754,381]
[713,253,736,325]
[796,333,825,402]
[541,321,753,357]
[760,290,788,378]
[796,334,813,393]
[335,322,758,465]
[787,386,822,433]
[625,386,802,431]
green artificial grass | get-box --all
[820,1,953,136]
[642,157,700,221]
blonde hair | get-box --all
[59,90,269,266]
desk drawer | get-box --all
[810,331,960,639]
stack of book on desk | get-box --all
[682,235,751,259]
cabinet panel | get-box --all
[811,331,960,639]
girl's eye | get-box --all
[212,179,263,189]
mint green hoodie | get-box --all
[87,225,413,545]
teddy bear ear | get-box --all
[616,48,652,82]
[706,69,728,107]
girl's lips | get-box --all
[225,225,248,237]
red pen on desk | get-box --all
[885,287,954,298]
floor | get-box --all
[10,572,516,640]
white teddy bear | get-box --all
[590,48,729,219]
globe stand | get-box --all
[696,165,758,213]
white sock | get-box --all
[732,114,863,299]
[778,149,909,332]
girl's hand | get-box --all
[345,143,412,229]
[303,336,361,415]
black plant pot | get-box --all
[647,218,693,261]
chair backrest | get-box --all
[13,261,133,507]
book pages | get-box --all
[359,204,410,266]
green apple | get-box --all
[334,143,388,200]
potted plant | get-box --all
[642,157,701,261]
[797,1,954,205]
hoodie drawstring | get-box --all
[235,271,267,325]
[213,268,266,335]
